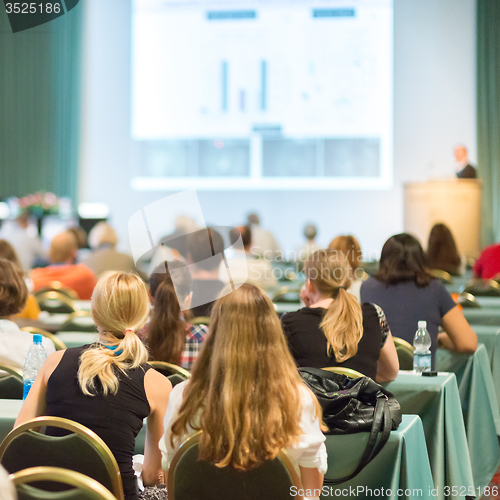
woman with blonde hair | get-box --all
[161,283,327,495]
[281,250,399,382]
[328,235,363,301]
[16,271,171,500]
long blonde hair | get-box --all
[78,271,150,396]
[170,283,320,470]
[305,250,363,362]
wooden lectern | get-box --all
[404,179,482,257]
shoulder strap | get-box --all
[322,396,392,485]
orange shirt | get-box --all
[15,294,41,320]
[31,264,98,300]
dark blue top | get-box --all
[360,277,457,367]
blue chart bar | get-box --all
[261,61,267,111]
[240,90,245,111]
[222,61,228,112]
[312,8,355,18]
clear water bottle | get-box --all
[413,321,432,373]
[23,334,47,399]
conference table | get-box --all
[321,415,435,500]
[384,373,477,500]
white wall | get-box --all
[79,0,476,259]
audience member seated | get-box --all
[227,226,277,291]
[296,224,320,260]
[0,259,55,370]
[160,283,327,494]
[140,261,208,371]
[84,222,145,279]
[0,213,45,271]
[31,231,97,300]
[427,223,464,276]
[247,212,282,260]
[0,240,40,320]
[328,235,364,302]
[473,241,500,280]
[281,250,399,382]
[361,233,477,368]
[186,227,226,318]
[16,271,171,500]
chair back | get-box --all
[0,364,23,399]
[0,417,124,500]
[59,311,96,332]
[393,337,414,370]
[20,327,67,351]
[34,282,79,300]
[148,361,191,380]
[321,366,365,378]
[457,292,481,308]
[11,466,118,500]
[460,279,500,297]
[167,432,302,500]
[36,292,77,314]
[430,269,453,285]
[272,287,301,304]
[191,317,210,326]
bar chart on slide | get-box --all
[131,0,393,188]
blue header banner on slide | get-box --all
[312,9,355,18]
[207,11,257,20]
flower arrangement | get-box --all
[18,192,60,218]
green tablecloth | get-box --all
[384,373,474,500]
[435,344,500,488]
[475,297,500,308]
[322,415,435,500]
[471,326,500,410]
[463,308,500,326]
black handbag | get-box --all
[299,367,402,485]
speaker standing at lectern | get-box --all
[455,145,477,179]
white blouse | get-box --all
[160,381,328,475]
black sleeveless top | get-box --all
[45,346,152,500]
[281,303,387,379]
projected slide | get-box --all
[131,0,393,190]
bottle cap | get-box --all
[33,334,43,343]
[418,321,427,329]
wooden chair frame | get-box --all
[167,431,302,500]
[10,466,118,500]
[35,291,77,314]
[148,361,191,380]
[34,281,79,300]
[321,366,365,378]
[0,363,23,380]
[430,269,453,285]
[191,317,210,326]
[460,278,500,297]
[0,416,124,500]
[20,326,67,351]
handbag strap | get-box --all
[322,397,392,485]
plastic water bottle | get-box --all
[23,334,47,399]
[413,321,432,373]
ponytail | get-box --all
[320,288,363,362]
[79,271,150,396]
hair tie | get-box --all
[330,286,346,299]
[124,329,134,335]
